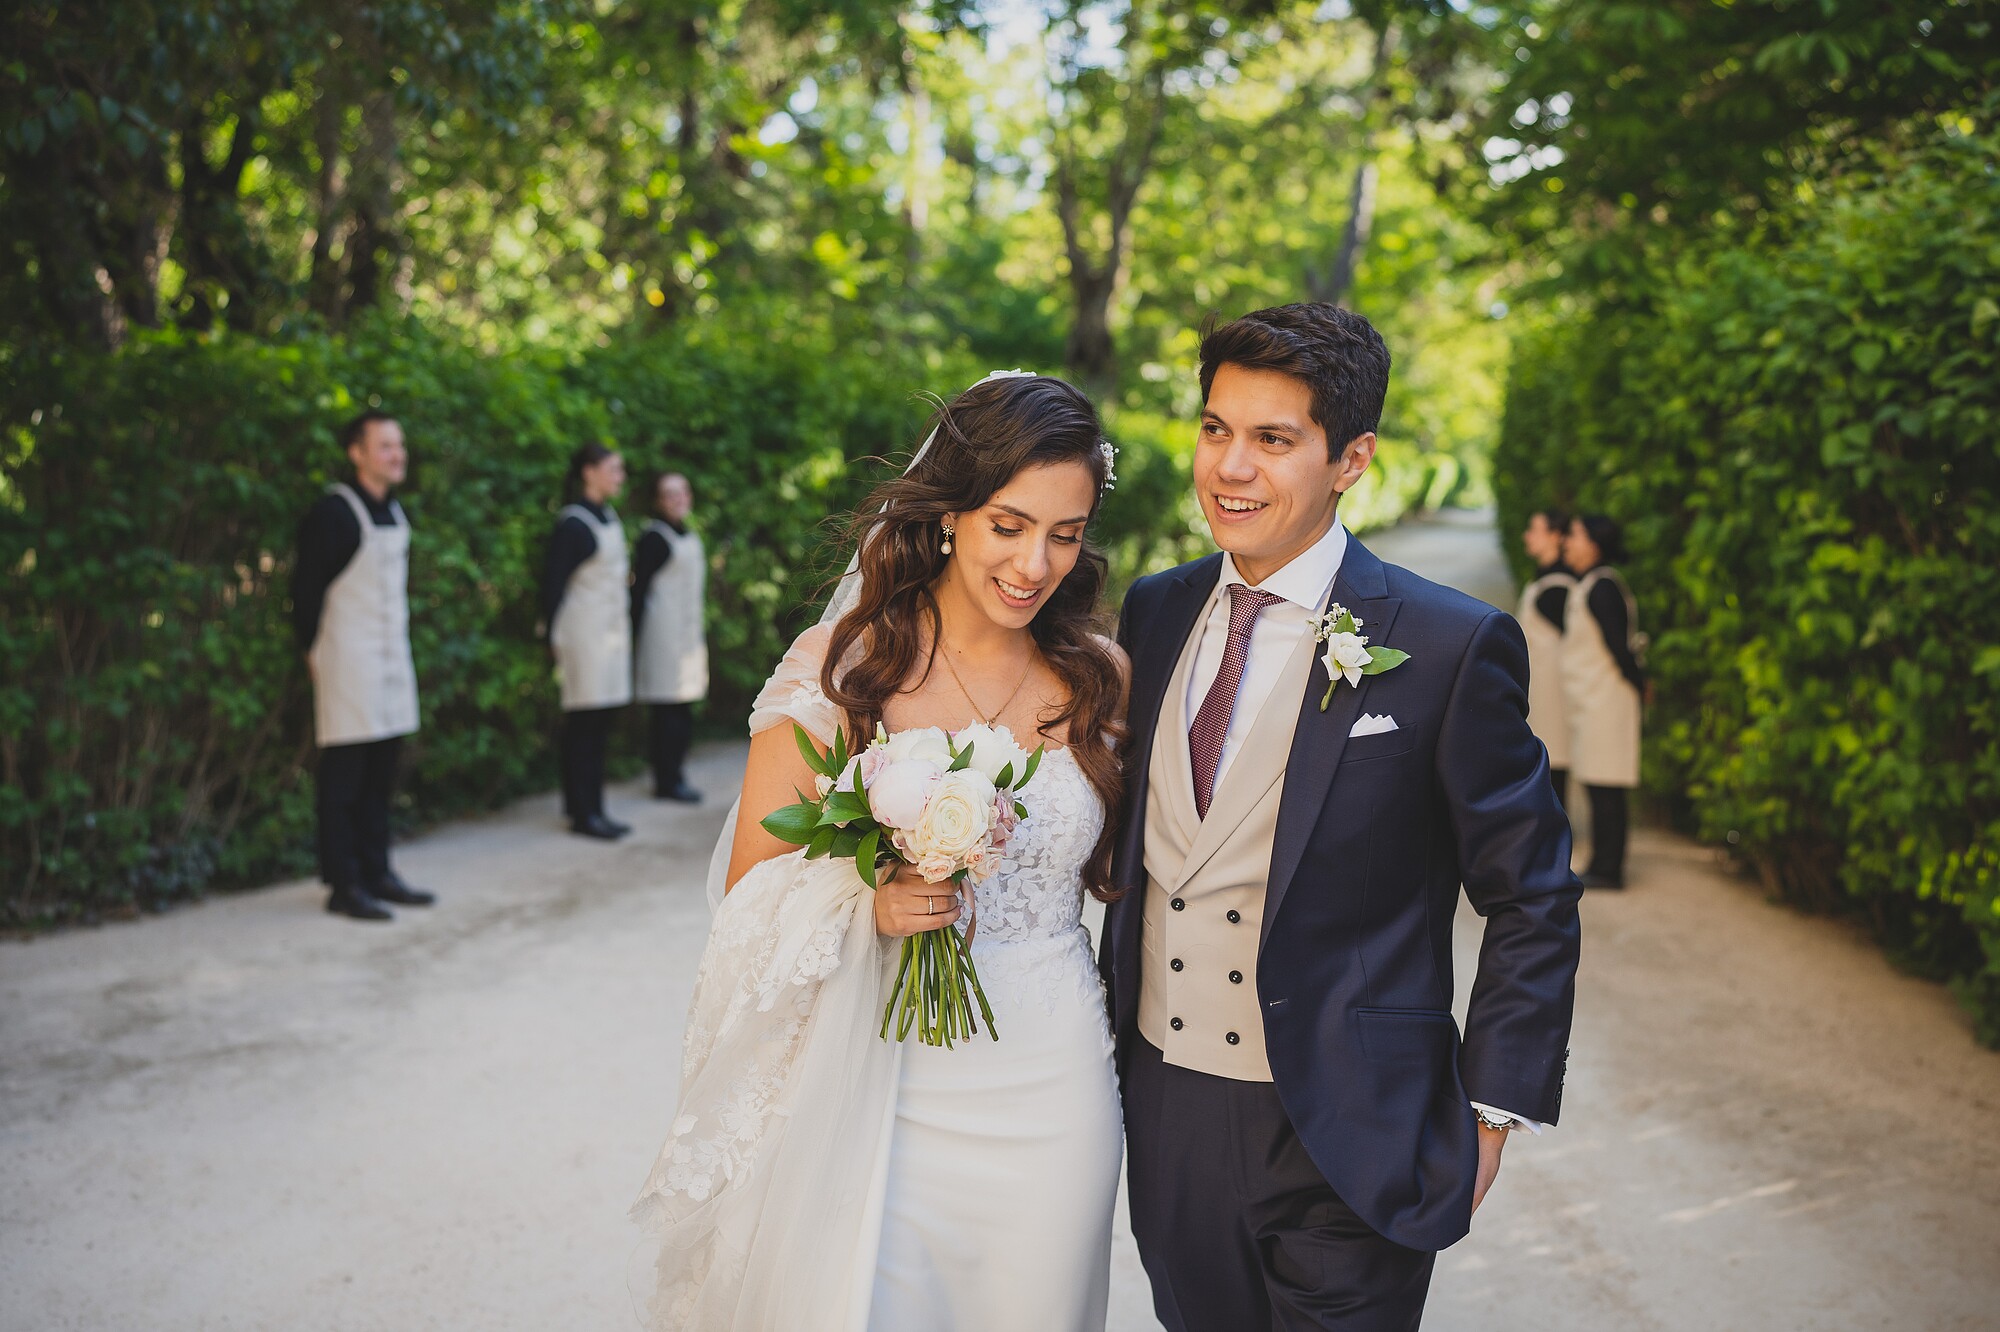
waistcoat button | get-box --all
[1170,1017,1184,1031]
[1170,958,1184,972]
[1226,909,1241,924]
[1171,897,1186,911]
[1228,970,1243,984]
[1226,1032,1240,1045]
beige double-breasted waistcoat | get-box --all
[1137,580,1323,1082]
[309,483,420,748]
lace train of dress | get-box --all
[632,626,1121,1331]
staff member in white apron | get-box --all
[631,471,708,803]
[1562,512,1645,889]
[542,444,632,840]
[292,411,434,921]
[1519,507,1577,807]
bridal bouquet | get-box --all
[761,722,1042,1047]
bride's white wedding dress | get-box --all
[633,626,1122,1331]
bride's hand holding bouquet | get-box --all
[760,720,1043,1047]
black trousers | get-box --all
[559,707,617,822]
[648,702,694,792]
[316,736,402,890]
[1585,783,1629,879]
[1123,1039,1434,1332]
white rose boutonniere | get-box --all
[1310,603,1409,710]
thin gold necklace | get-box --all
[938,643,1036,726]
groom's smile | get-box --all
[1195,363,1371,586]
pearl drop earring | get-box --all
[940,522,955,556]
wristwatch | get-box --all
[1474,1108,1516,1132]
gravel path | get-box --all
[4,511,1996,1331]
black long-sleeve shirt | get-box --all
[1584,566,1646,691]
[292,482,399,651]
[629,519,688,630]
[1531,563,1570,634]
[540,500,611,633]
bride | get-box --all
[632,371,1129,1331]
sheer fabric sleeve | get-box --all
[747,623,843,748]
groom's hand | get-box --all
[873,863,964,938]
[1471,1122,1507,1215]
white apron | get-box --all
[1519,568,1575,770]
[635,520,709,704]
[309,484,420,748]
[1561,566,1641,788]
[551,503,633,712]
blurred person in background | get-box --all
[1519,508,1576,807]
[292,411,435,921]
[542,444,632,840]
[1562,513,1645,889]
[631,470,708,804]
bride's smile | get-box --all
[938,460,1098,631]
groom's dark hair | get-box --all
[1198,303,1391,457]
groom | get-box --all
[1104,303,1581,1331]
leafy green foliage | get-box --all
[0,305,953,926]
[1494,119,2000,1043]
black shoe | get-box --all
[1580,872,1626,890]
[602,816,633,837]
[371,871,436,907]
[654,781,703,804]
[571,814,628,840]
[326,885,395,921]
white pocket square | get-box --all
[1349,713,1399,738]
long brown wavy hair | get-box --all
[821,374,1127,901]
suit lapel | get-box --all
[1117,556,1221,891]
[1262,538,1402,946]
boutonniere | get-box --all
[1310,603,1409,711]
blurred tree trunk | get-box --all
[1307,21,1394,306]
[1055,63,1166,398]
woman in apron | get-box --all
[1561,513,1645,888]
[631,470,708,803]
[542,444,632,840]
[1518,507,1576,807]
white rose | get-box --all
[950,722,1031,787]
[868,759,944,830]
[1322,631,1371,688]
[876,726,952,767]
[901,769,995,869]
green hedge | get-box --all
[1495,123,2000,1043]
[0,310,976,926]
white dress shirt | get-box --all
[1182,520,1545,1134]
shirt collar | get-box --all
[1219,520,1348,610]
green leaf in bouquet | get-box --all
[830,725,849,773]
[1013,800,1028,819]
[1018,745,1044,789]
[948,740,973,773]
[1361,647,1410,675]
[806,825,838,859]
[830,826,865,860]
[993,761,1014,789]
[818,790,870,826]
[793,723,832,778]
[760,801,822,845]
[857,829,882,888]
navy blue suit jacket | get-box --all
[1102,536,1582,1252]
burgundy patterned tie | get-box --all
[1188,584,1285,819]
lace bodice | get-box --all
[749,626,1106,971]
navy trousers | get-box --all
[1123,1038,1435,1332]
